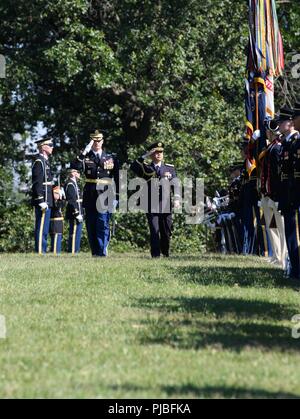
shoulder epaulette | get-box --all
[165,163,175,167]
[32,158,44,166]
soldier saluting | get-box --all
[31,138,54,255]
[131,142,180,258]
[73,130,120,257]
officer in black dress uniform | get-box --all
[130,142,180,258]
[73,130,120,257]
[31,138,54,254]
[65,166,84,255]
[278,107,300,279]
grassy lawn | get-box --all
[0,252,300,399]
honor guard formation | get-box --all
[204,101,300,280]
[31,101,300,282]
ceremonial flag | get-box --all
[245,0,284,153]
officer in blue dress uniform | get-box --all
[50,186,65,255]
[65,166,84,255]
[73,130,120,257]
[130,142,180,258]
[31,138,54,254]
[278,107,300,279]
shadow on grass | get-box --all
[108,383,300,399]
[134,296,297,321]
[133,296,300,352]
[162,384,300,399]
[171,264,293,289]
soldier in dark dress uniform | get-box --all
[227,166,244,254]
[259,118,287,270]
[239,137,260,255]
[278,107,300,279]
[50,186,65,255]
[31,138,54,254]
[65,166,84,255]
[72,130,120,257]
[130,142,180,258]
[239,134,272,257]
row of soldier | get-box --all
[32,131,178,258]
[212,100,300,280]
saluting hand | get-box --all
[82,140,94,156]
[142,149,155,159]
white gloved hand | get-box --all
[76,215,83,223]
[82,140,94,156]
[142,149,155,159]
[252,130,261,141]
[39,202,48,211]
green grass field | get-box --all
[0,252,300,399]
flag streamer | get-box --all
[245,0,284,157]
[248,0,284,76]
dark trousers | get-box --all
[242,204,272,257]
[146,213,173,258]
[256,207,273,258]
[34,207,51,254]
[85,207,112,257]
[242,204,256,255]
[219,214,243,254]
[51,233,63,255]
[283,209,300,279]
[68,220,83,254]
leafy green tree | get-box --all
[0,0,299,252]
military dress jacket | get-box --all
[65,178,83,220]
[130,158,180,214]
[260,139,282,203]
[73,151,120,210]
[31,154,54,208]
[50,200,65,234]
[279,132,300,211]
